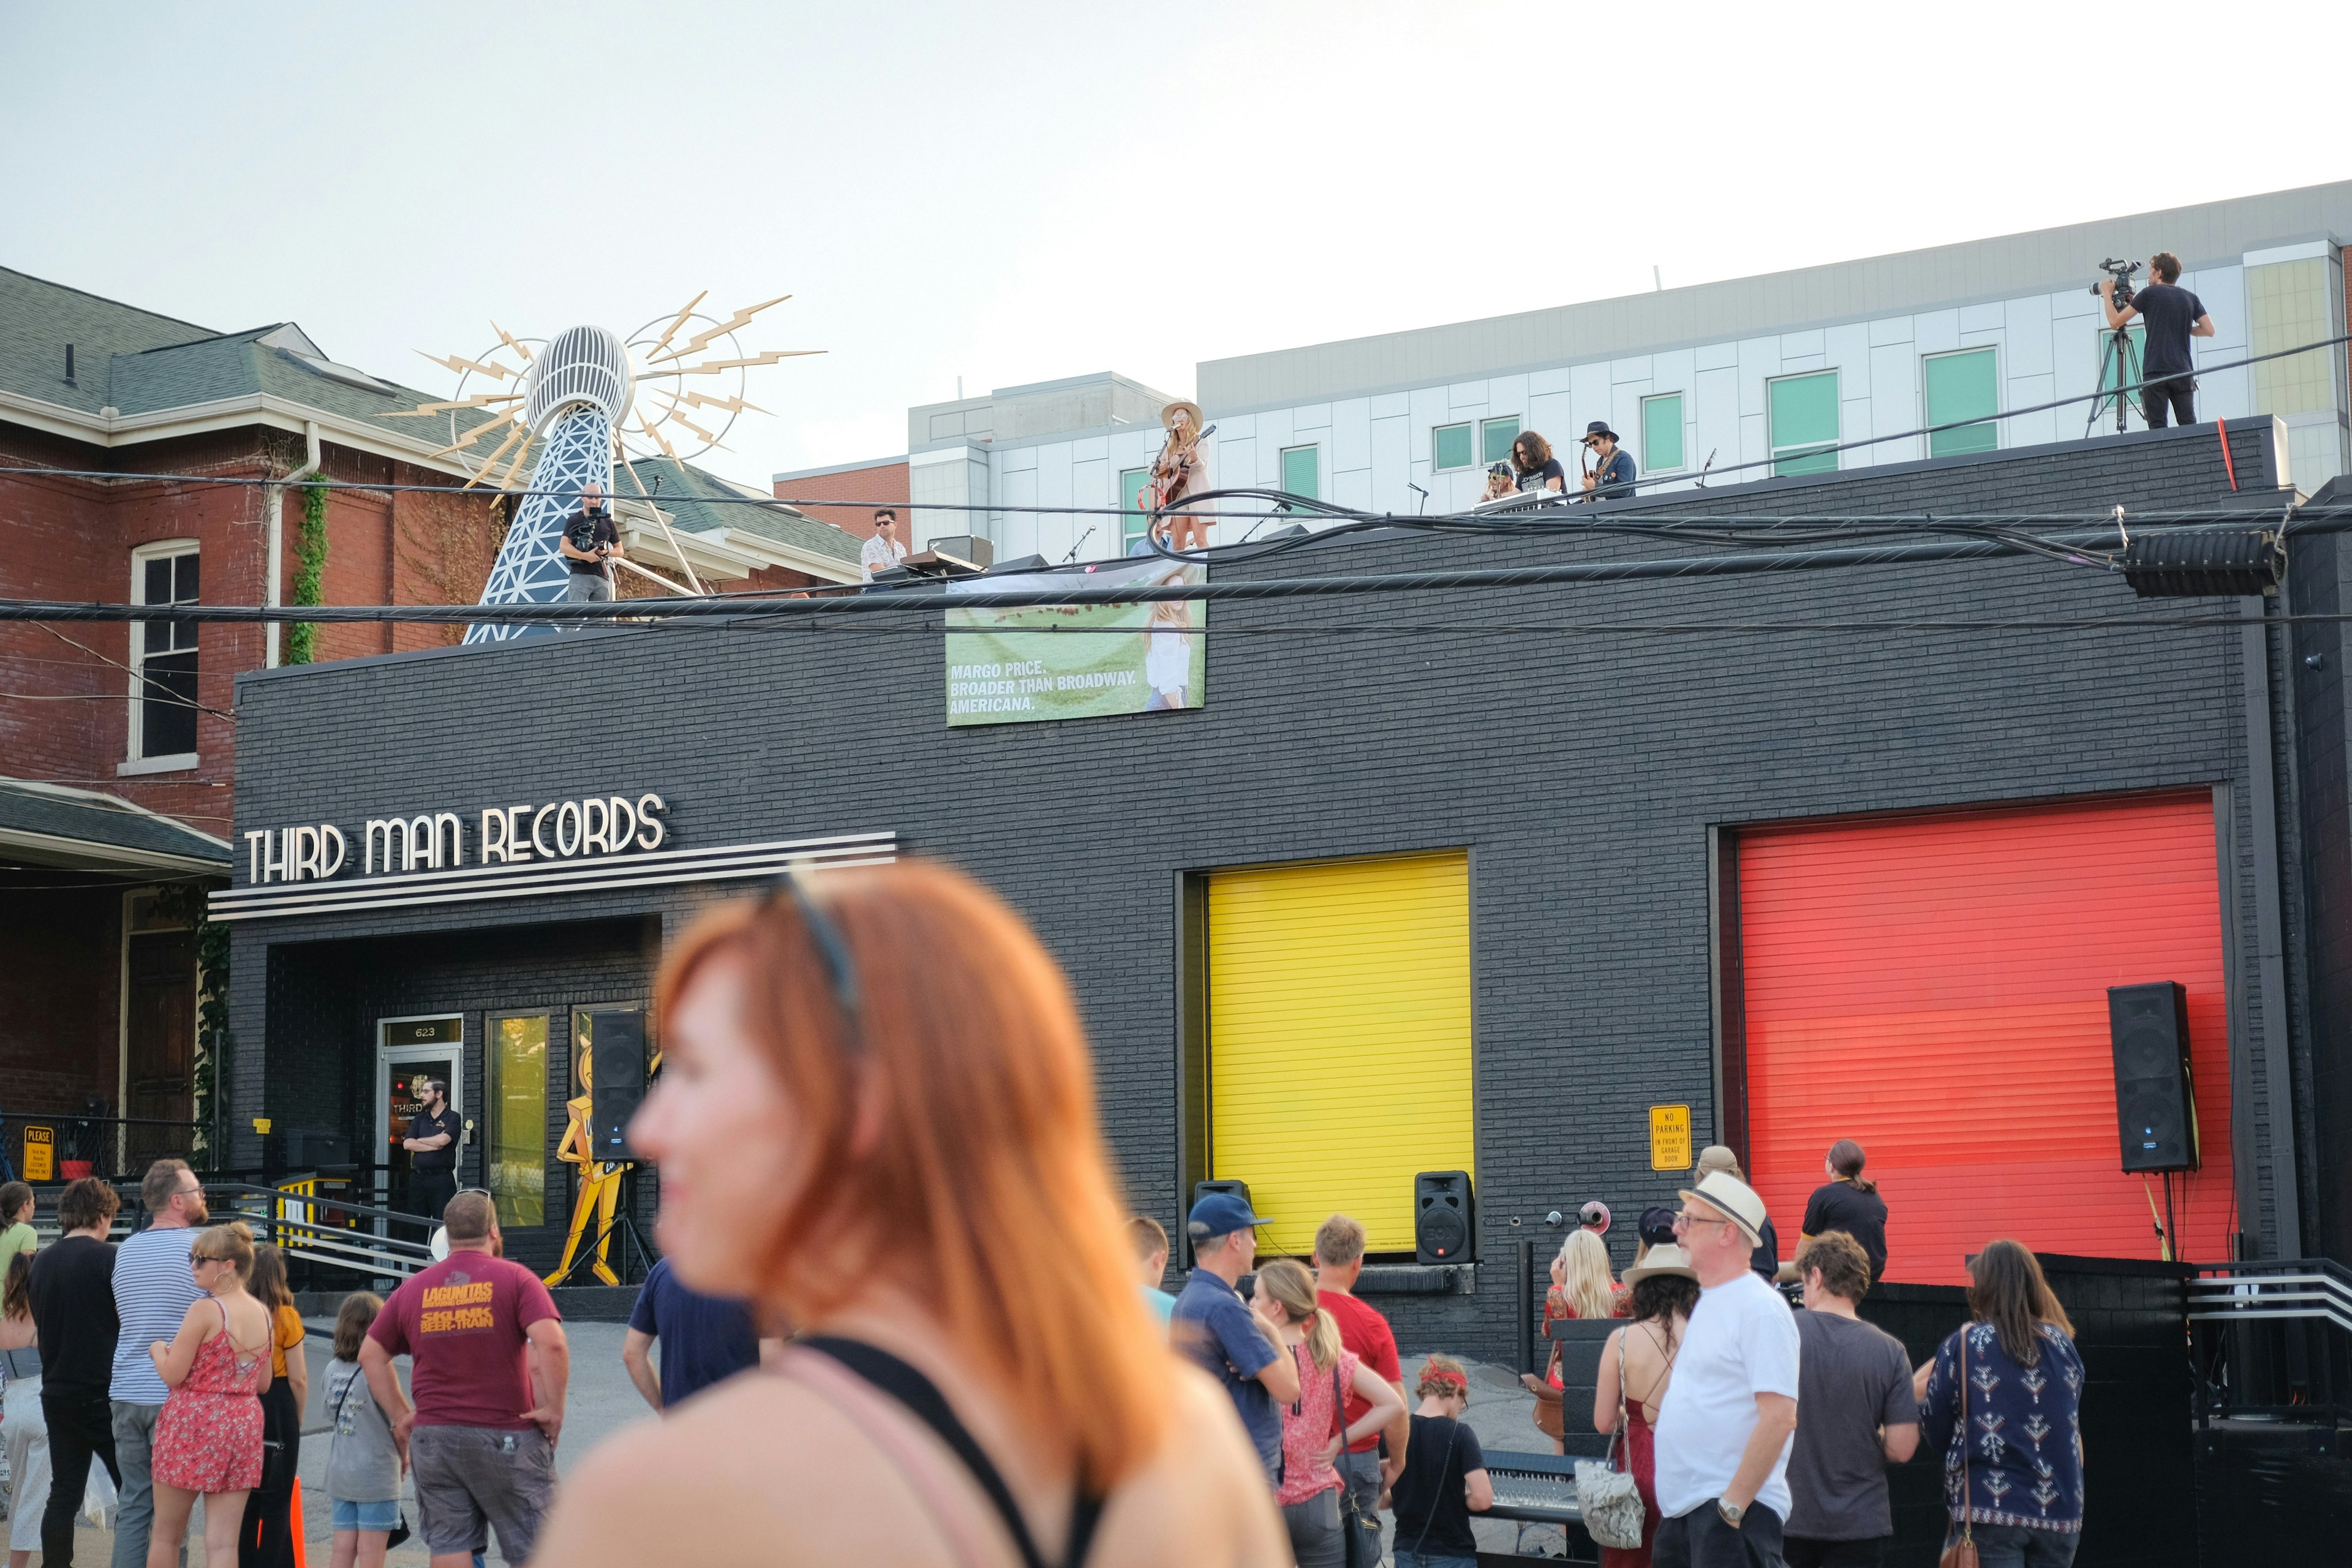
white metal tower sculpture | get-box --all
[467,325,635,643]
[379,295,818,644]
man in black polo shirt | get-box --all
[2101,251,2215,429]
[402,1077,462,1221]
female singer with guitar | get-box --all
[1151,400,1213,552]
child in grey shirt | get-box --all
[322,1293,404,1564]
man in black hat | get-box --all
[1579,420,1636,502]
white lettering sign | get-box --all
[243,793,668,886]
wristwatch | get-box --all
[1716,1499,1746,1529]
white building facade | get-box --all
[812,181,2352,565]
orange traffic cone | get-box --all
[288,1479,309,1568]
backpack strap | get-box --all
[795,1336,1104,1568]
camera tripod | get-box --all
[2086,322,2143,439]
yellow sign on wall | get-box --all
[21,1126,54,1182]
[1649,1104,1692,1171]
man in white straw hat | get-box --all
[1651,1170,1801,1568]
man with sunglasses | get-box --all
[1651,1170,1801,1568]
[108,1160,210,1568]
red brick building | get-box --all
[0,266,861,1164]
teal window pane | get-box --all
[1924,349,1998,456]
[1433,423,1472,470]
[1118,467,1152,551]
[1480,417,1521,465]
[1770,372,1839,476]
[1642,394,1684,472]
[1280,445,1319,500]
[2097,326,2146,393]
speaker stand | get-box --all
[549,1165,658,1289]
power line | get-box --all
[1,328,2342,519]
[0,516,2318,627]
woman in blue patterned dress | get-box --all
[1914,1240,2086,1568]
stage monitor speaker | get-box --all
[2108,982,2198,1172]
[588,1009,649,1163]
[1414,1170,1473,1265]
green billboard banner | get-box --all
[945,558,1206,726]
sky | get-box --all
[6,0,2350,493]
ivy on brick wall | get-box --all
[153,881,229,1164]
[285,480,329,665]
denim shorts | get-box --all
[331,1497,401,1532]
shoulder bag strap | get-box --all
[1613,1331,1631,1473]
[795,1336,1104,1568]
[1957,1335,1973,1547]
[1409,1416,1461,1564]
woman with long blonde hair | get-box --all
[1250,1258,1406,1568]
[536,861,1284,1567]
[1556,1229,1627,1324]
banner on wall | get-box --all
[943,558,1206,726]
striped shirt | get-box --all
[110,1226,205,1403]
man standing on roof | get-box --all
[2101,252,2215,429]
[560,481,624,601]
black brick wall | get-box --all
[225,420,2320,1356]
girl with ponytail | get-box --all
[1801,1137,1893,1284]
[1251,1258,1406,1568]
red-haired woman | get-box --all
[536,861,1286,1567]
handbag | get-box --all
[1937,1334,1978,1568]
[1327,1360,1376,1568]
[1574,1333,1646,1551]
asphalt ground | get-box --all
[6,1325,1569,1566]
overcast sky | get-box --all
[6,1,2347,491]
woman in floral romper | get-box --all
[144,1220,273,1568]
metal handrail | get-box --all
[2187,1268,2352,1334]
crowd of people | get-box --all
[0,863,2090,1568]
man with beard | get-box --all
[108,1159,211,1568]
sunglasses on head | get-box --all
[763,873,865,1050]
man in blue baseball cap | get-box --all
[1170,1191,1300,1480]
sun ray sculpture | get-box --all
[380,295,820,644]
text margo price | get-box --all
[243,792,669,884]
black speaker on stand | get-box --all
[2108,982,2198,1172]
[2108,981,2199,1264]
[588,1010,649,1162]
[1414,1170,1473,1265]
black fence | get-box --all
[0,1113,211,1182]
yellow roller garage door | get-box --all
[1208,851,1472,1255]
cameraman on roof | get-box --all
[2101,252,2216,429]
[560,481,625,601]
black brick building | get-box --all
[221,418,2349,1355]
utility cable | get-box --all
[0,515,2331,627]
[1,325,2343,518]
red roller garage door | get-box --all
[1738,794,2233,1285]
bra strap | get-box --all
[796,1336,1102,1568]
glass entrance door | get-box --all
[376,1016,462,1230]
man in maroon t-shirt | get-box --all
[1315,1214,1406,1555]
[363,1190,570,1567]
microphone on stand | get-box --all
[1407,481,1429,515]
[1062,526,1096,564]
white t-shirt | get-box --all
[1651,1268,1801,1521]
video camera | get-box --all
[2090,257,2142,309]
[565,498,611,557]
